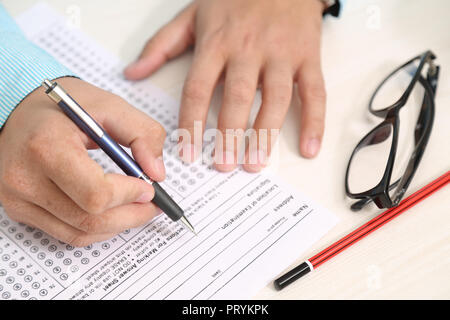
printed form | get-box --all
[0,3,338,300]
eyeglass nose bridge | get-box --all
[350,190,392,212]
[355,189,393,211]
[370,93,407,118]
[372,191,393,209]
[350,193,394,212]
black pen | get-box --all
[42,79,196,234]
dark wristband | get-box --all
[322,0,341,17]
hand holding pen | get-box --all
[42,79,195,233]
[0,77,180,246]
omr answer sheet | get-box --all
[0,3,338,300]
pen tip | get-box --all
[179,216,196,235]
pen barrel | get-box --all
[57,100,144,178]
[98,134,144,178]
[96,134,185,222]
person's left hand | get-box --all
[124,0,327,172]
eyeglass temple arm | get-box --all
[391,66,439,206]
[415,68,438,143]
[385,66,439,211]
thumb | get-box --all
[124,2,198,80]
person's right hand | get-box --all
[0,77,166,247]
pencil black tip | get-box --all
[274,262,311,290]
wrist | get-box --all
[301,0,327,20]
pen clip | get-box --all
[42,79,104,138]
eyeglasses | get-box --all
[345,51,439,211]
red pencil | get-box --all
[274,170,450,290]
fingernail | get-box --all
[126,60,141,70]
[213,149,236,172]
[124,61,143,76]
[124,64,135,74]
[306,138,320,157]
[155,156,165,176]
[136,192,153,203]
[254,149,267,166]
[245,149,267,172]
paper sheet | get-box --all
[0,3,338,300]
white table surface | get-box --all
[3,0,449,299]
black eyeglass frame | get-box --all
[345,50,439,211]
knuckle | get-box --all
[77,215,102,234]
[303,114,325,135]
[239,31,258,51]
[27,131,50,161]
[111,95,128,106]
[98,92,125,106]
[139,118,167,145]
[151,121,166,141]
[81,187,113,214]
[198,27,225,52]
[266,82,292,105]
[227,79,254,105]
[310,116,325,130]
[266,34,289,53]
[183,79,208,102]
[306,83,326,102]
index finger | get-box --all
[178,47,225,162]
[296,55,326,158]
